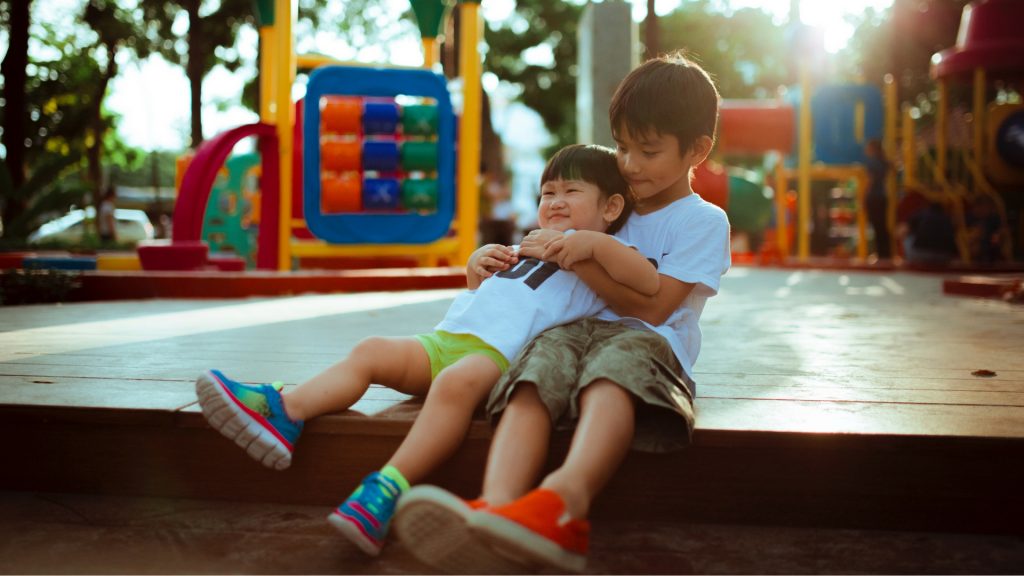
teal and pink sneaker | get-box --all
[328,468,408,556]
[195,369,303,470]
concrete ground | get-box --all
[2,490,1022,574]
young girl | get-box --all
[194,144,659,556]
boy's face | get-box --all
[537,179,623,233]
[613,128,695,202]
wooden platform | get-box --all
[2,268,1023,534]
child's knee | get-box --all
[580,378,635,407]
[429,372,491,405]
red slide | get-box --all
[140,123,280,271]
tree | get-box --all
[1,0,32,232]
[841,0,970,106]
[657,1,788,99]
[138,0,255,148]
[81,0,148,225]
[484,0,585,153]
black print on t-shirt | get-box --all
[495,257,560,290]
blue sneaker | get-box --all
[195,369,303,470]
[328,470,406,556]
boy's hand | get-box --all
[469,244,517,279]
[519,229,564,259]
[544,230,597,270]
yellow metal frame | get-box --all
[254,1,481,270]
[780,164,870,260]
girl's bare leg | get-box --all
[479,383,553,506]
[539,379,635,519]
[386,354,502,483]
[282,336,432,421]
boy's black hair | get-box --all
[541,144,634,235]
[609,51,720,154]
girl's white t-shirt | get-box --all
[436,235,630,362]
[597,193,731,383]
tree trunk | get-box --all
[1,0,31,234]
[644,0,659,59]
[88,42,119,235]
[186,0,204,147]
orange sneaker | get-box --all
[468,488,589,573]
[394,485,528,574]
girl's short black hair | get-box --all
[609,50,720,154]
[540,144,634,234]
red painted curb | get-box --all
[74,267,468,300]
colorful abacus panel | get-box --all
[304,66,454,245]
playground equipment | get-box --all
[746,0,1024,265]
[910,0,1024,263]
[139,0,483,271]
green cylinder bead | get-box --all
[401,141,439,172]
[402,179,439,211]
[402,105,439,136]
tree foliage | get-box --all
[137,0,256,147]
[841,0,971,109]
[657,2,788,99]
[484,0,584,153]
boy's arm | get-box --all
[544,231,660,295]
[571,260,695,325]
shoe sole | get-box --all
[469,510,587,573]
[195,370,292,471]
[327,510,383,556]
[394,486,529,575]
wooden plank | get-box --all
[0,375,196,412]
[699,383,1024,407]
[695,397,1024,439]
[695,372,1024,393]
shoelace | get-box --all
[362,476,399,516]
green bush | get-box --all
[0,269,82,306]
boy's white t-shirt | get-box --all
[437,235,630,362]
[597,193,731,387]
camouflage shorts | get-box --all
[486,318,695,452]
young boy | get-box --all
[395,51,731,573]
[193,144,659,557]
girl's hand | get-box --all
[469,244,517,279]
[519,228,564,260]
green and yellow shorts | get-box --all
[415,330,510,381]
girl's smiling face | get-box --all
[537,179,623,233]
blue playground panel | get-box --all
[303,66,455,245]
[23,256,98,271]
[363,101,400,134]
[811,85,884,165]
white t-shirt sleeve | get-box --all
[657,208,731,295]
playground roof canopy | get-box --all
[931,0,1024,79]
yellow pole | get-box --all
[774,160,789,257]
[259,26,276,121]
[973,67,986,191]
[936,79,948,182]
[275,0,295,270]
[456,1,482,266]
[883,73,898,259]
[422,37,438,69]
[797,63,812,261]
[902,104,916,187]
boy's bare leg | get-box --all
[387,354,502,484]
[480,383,553,506]
[282,336,432,421]
[539,378,635,519]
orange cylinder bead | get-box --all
[322,96,362,135]
[322,174,362,213]
[322,140,361,172]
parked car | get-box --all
[28,207,155,245]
